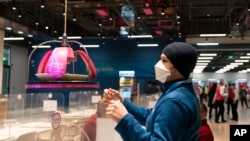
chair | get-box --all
[16,131,36,141]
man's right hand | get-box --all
[103,88,124,103]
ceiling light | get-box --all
[128,35,153,38]
[80,45,99,48]
[199,34,226,37]
[196,63,209,66]
[197,60,210,63]
[6,27,12,31]
[12,0,16,10]
[137,44,158,47]
[240,56,250,59]
[234,60,249,63]
[194,66,207,69]
[18,10,22,18]
[4,37,24,40]
[27,34,33,38]
[17,31,23,34]
[193,69,203,73]
[40,0,45,8]
[196,43,219,46]
[32,45,51,48]
[58,36,82,39]
[199,53,217,56]
[72,12,76,21]
[198,57,213,60]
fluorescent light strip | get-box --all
[137,44,158,47]
[80,45,99,48]
[240,56,250,59]
[198,57,213,60]
[197,60,210,63]
[193,69,203,73]
[32,45,51,48]
[128,35,153,38]
[196,63,209,66]
[199,53,217,56]
[200,34,226,37]
[196,43,219,46]
[235,60,249,63]
[58,36,82,39]
[4,37,24,40]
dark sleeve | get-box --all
[123,99,152,125]
[115,99,190,141]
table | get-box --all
[0,122,51,141]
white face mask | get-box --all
[154,60,171,83]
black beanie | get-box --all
[162,42,197,79]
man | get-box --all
[228,83,238,121]
[103,42,201,141]
[213,79,227,123]
[199,103,214,141]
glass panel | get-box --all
[3,45,11,66]
[0,92,123,141]
[2,67,10,94]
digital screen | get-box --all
[119,87,132,99]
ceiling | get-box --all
[0,0,250,73]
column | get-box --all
[0,29,4,93]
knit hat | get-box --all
[162,42,197,79]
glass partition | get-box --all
[0,92,123,141]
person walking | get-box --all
[239,86,249,109]
[213,79,227,123]
[228,83,239,121]
[103,42,201,141]
[207,83,217,120]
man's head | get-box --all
[160,42,197,81]
[219,79,225,86]
[200,103,208,120]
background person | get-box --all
[228,83,239,121]
[199,103,214,141]
[207,83,217,120]
[239,86,249,109]
[81,99,108,141]
[213,79,227,123]
[103,42,201,141]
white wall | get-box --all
[192,72,250,83]
[9,46,28,94]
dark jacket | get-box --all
[115,79,201,141]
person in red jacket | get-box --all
[81,99,108,141]
[199,103,214,141]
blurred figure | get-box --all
[227,83,238,121]
[145,81,162,95]
[213,79,227,123]
[81,99,108,141]
[239,86,249,109]
[207,83,217,120]
[199,103,214,141]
